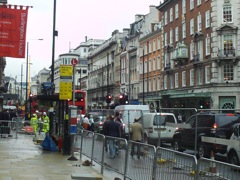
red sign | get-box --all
[71,58,78,65]
[0,5,29,58]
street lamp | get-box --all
[142,47,145,105]
[25,39,43,120]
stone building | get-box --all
[154,0,240,115]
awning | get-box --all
[170,92,211,98]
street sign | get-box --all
[71,58,78,66]
[59,65,73,100]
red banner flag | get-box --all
[0,5,29,58]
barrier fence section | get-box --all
[0,120,17,139]
[127,141,156,180]
[75,130,240,180]
[80,130,94,160]
[156,147,197,180]
[102,136,128,177]
[92,133,105,170]
[198,157,240,180]
[12,117,24,133]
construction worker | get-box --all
[42,112,50,123]
[42,112,50,133]
[30,114,38,133]
[42,119,49,133]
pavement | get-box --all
[0,132,122,180]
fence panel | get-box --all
[12,117,24,133]
[80,130,94,158]
[0,120,17,138]
[198,157,240,180]
[92,133,105,165]
[126,140,156,180]
[155,147,197,180]
[102,136,128,178]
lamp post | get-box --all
[21,64,23,103]
[25,39,43,120]
[142,47,145,105]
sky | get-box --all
[4,0,161,81]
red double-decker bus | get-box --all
[68,90,86,115]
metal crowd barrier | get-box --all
[103,136,128,177]
[80,130,95,160]
[127,140,156,180]
[0,120,17,139]
[11,117,24,133]
[198,157,240,180]
[155,147,197,180]
[73,130,240,180]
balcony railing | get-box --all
[218,48,236,57]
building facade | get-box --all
[154,0,240,117]
[87,30,127,109]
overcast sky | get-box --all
[5,0,161,81]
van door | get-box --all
[164,115,177,140]
[153,114,174,140]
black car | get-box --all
[172,112,240,158]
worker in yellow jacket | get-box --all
[30,114,38,133]
[42,112,50,133]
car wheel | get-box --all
[172,139,184,152]
[197,143,210,159]
[229,151,240,166]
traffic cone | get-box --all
[209,150,216,173]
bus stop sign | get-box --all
[71,58,78,66]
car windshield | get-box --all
[153,114,175,126]
[217,115,240,127]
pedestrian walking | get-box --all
[103,115,121,159]
[130,117,143,159]
[82,115,89,130]
[102,115,112,152]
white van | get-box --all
[140,112,178,146]
[114,105,150,138]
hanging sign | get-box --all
[0,5,29,58]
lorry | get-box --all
[114,105,150,139]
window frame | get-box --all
[223,5,232,23]
[182,71,186,87]
[190,18,194,35]
[205,66,211,84]
[182,22,186,39]
[190,69,195,86]
[175,4,179,19]
[175,73,179,88]
[170,8,173,22]
[198,14,202,31]
[205,10,210,28]
[205,35,211,55]
[190,0,194,10]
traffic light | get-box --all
[205,100,210,109]
[124,94,129,104]
[29,93,33,103]
[119,94,124,105]
[106,94,112,104]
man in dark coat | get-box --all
[103,115,120,159]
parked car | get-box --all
[140,112,178,146]
[227,123,240,165]
[92,115,105,133]
[172,112,240,158]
